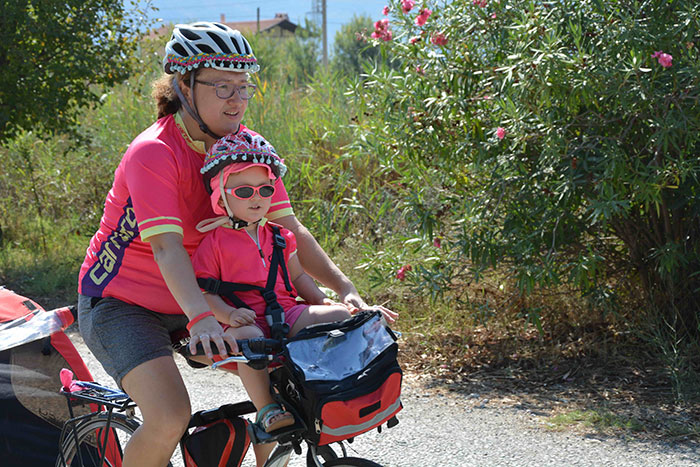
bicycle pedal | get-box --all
[248,419,301,445]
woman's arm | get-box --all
[287,253,329,305]
[276,215,365,310]
[149,232,237,358]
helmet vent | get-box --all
[171,43,189,57]
[207,32,232,54]
[181,29,201,41]
[230,38,243,55]
[198,44,217,54]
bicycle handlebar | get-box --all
[184,337,284,370]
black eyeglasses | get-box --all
[195,80,257,100]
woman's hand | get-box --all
[338,288,367,313]
[335,294,398,324]
[188,315,237,358]
[370,304,399,324]
[227,307,256,327]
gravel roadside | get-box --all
[66,329,699,466]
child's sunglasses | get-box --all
[224,184,275,200]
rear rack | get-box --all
[60,381,135,412]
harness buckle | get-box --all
[203,278,220,295]
[270,321,290,340]
[262,289,278,304]
[273,233,286,249]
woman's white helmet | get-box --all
[164,22,260,74]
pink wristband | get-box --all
[186,311,215,332]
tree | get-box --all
[352,1,700,338]
[0,0,151,142]
[332,15,385,76]
[249,18,321,88]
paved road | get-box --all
[67,329,699,466]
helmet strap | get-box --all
[219,170,249,230]
[172,76,222,141]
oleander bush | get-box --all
[351,0,700,336]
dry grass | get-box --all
[372,274,700,444]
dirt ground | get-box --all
[400,342,700,444]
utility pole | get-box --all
[322,0,327,66]
[310,0,327,66]
[256,7,260,34]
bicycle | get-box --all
[56,310,400,467]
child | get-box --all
[191,131,353,433]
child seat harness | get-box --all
[197,225,292,340]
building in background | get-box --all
[149,13,297,39]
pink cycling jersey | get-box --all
[78,114,294,314]
[191,220,300,319]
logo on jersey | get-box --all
[81,198,139,294]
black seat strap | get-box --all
[197,277,255,310]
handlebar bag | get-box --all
[272,310,402,446]
[180,402,254,467]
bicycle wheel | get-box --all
[322,458,383,467]
[307,444,338,465]
[56,412,141,467]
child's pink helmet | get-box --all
[201,131,287,216]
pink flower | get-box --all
[433,238,441,248]
[415,8,432,26]
[416,65,425,74]
[652,50,673,68]
[496,127,506,139]
[396,264,413,281]
[473,0,488,6]
[431,32,448,46]
[374,19,389,30]
[371,19,393,41]
[409,35,421,44]
[382,5,390,15]
[401,0,415,13]
[491,13,497,19]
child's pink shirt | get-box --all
[78,114,293,314]
[191,220,300,317]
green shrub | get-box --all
[352,1,700,335]
[0,0,153,141]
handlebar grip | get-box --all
[186,340,235,357]
[246,337,283,354]
[185,337,282,358]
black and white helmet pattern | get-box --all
[164,22,260,74]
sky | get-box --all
[131,0,389,50]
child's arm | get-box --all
[288,253,331,305]
[202,292,256,327]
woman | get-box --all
[77,22,371,466]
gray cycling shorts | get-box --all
[78,294,189,389]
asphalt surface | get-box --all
[67,329,700,466]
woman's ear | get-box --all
[178,74,193,105]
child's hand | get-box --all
[227,307,256,327]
